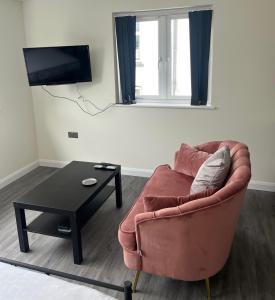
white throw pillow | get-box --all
[190,146,231,194]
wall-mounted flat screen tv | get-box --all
[23,45,92,86]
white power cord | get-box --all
[41,85,115,117]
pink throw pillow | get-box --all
[143,188,217,212]
[174,144,210,177]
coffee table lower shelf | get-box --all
[27,185,116,240]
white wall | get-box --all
[0,0,37,180]
[22,0,275,183]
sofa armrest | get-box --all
[135,211,156,225]
[134,192,244,281]
[135,207,204,280]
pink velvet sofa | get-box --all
[118,141,251,294]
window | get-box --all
[135,18,159,97]
[135,11,192,104]
[115,8,213,106]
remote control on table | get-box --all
[57,225,72,234]
[94,164,116,170]
[105,165,116,170]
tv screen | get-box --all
[23,45,92,86]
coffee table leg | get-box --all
[14,207,29,252]
[115,169,122,208]
[70,215,83,264]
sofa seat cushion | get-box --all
[118,165,193,251]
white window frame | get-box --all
[166,13,191,102]
[114,6,213,106]
[136,12,191,104]
[135,15,161,102]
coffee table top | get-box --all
[14,161,119,213]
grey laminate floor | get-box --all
[0,167,274,299]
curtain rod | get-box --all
[113,5,213,18]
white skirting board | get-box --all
[1,159,275,193]
[39,159,155,178]
[0,161,39,190]
[39,159,275,192]
[247,180,275,193]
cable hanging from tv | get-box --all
[41,85,114,117]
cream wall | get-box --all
[0,0,37,180]
[22,0,275,183]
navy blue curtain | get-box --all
[115,16,136,104]
[189,10,212,105]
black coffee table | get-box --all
[13,161,122,264]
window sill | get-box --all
[115,103,216,109]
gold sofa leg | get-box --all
[205,278,211,300]
[132,271,141,293]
